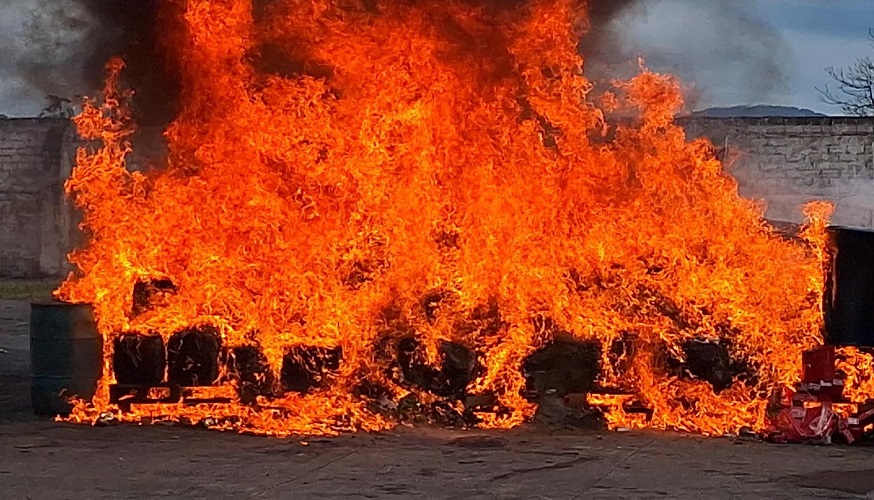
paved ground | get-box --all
[4,299,874,499]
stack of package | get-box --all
[767,346,874,444]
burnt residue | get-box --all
[522,337,601,398]
[248,42,336,80]
[342,259,387,290]
[280,346,342,394]
[665,336,755,393]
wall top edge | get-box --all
[677,116,874,126]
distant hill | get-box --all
[691,105,827,118]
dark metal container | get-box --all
[824,226,874,347]
[30,302,103,415]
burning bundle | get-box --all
[59,0,832,437]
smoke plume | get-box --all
[8,0,172,123]
[0,0,93,117]
[2,0,791,118]
[607,0,794,108]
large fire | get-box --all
[58,0,841,437]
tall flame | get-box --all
[59,0,835,436]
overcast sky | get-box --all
[615,0,874,114]
[749,0,874,114]
[0,0,872,116]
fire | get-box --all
[58,0,837,436]
[838,348,874,403]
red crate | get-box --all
[803,346,836,384]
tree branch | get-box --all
[817,53,874,116]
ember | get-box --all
[57,0,846,437]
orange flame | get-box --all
[58,0,835,436]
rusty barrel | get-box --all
[30,302,102,415]
[824,226,874,347]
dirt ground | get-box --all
[4,299,874,500]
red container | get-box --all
[800,346,844,402]
[802,346,836,384]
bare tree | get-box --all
[816,29,874,116]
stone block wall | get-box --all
[681,117,874,227]
[0,119,72,278]
[0,120,167,278]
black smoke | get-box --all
[82,0,635,124]
[76,0,178,125]
[588,0,794,109]
[17,0,175,124]
[582,0,644,59]
[11,0,790,119]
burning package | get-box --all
[768,389,839,444]
[767,387,874,444]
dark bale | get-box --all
[280,346,342,394]
[766,219,802,243]
[131,278,176,317]
[112,333,165,386]
[440,341,479,395]
[682,339,733,393]
[167,326,222,386]
[434,229,459,250]
[354,379,393,400]
[369,305,415,395]
[227,346,274,402]
[396,336,479,398]
[228,346,271,385]
[590,331,638,392]
[523,337,601,398]
[428,400,479,428]
[249,42,335,80]
[395,336,430,388]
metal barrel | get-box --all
[824,226,874,347]
[29,302,103,415]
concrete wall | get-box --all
[1,117,873,278]
[0,120,167,279]
[0,119,73,278]
[681,117,874,227]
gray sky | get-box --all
[750,0,874,114]
[0,0,872,116]
[615,0,874,114]
[0,0,94,117]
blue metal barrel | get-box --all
[29,302,103,415]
